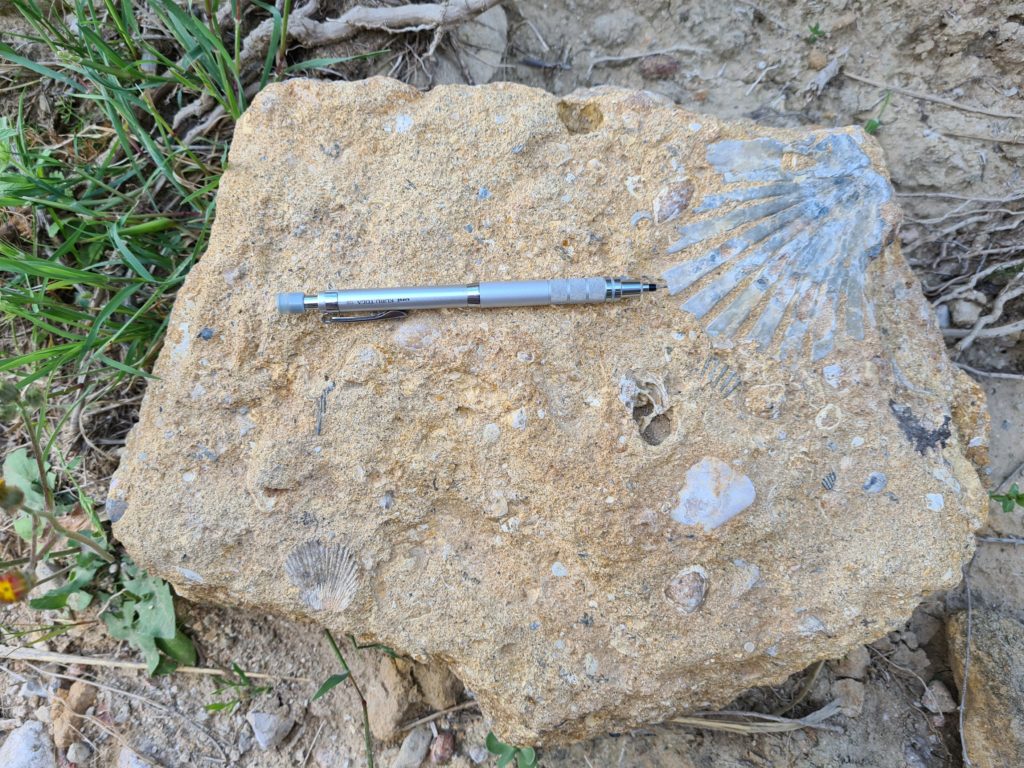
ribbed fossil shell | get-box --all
[284,540,359,612]
[662,133,894,361]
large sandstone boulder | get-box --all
[111,77,989,744]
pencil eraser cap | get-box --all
[277,292,306,314]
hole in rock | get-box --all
[632,402,673,446]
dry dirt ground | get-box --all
[3,1,1024,766]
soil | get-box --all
[2,0,1024,766]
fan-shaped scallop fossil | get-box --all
[284,540,359,612]
[661,133,894,361]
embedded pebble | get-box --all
[664,566,708,613]
[482,423,501,444]
[551,561,568,577]
[511,409,528,430]
[863,472,887,493]
[672,458,755,530]
[926,493,945,511]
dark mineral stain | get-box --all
[889,401,951,454]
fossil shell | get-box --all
[662,134,894,361]
[284,540,359,612]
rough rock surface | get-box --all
[948,608,1024,768]
[0,721,56,768]
[112,77,988,744]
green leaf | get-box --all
[66,590,93,611]
[486,732,504,754]
[312,673,349,701]
[135,633,162,674]
[517,747,537,768]
[204,700,238,713]
[152,653,181,676]
[123,571,176,640]
[3,448,47,513]
[283,50,389,73]
[156,627,198,666]
[13,513,45,542]
[497,753,515,768]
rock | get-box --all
[948,608,1024,767]
[430,730,456,763]
[118,748,159,768]
[832,678,865,717]
[891,643,931,677]
[921,680,957,713]
[0,721,56,768]
[411,661,464,711]
[807,49,828,70]
[950,291,987,327]
[364,655,419,745]
[468,745,488,764]
[19,680,48,700]
[392,726,432,768]
[32,706,50,724]
[245,710,295,751]
[638,55,681,81]
[51,681,96,750]
[66,741,90,764]
[112,78,989,744]
[833,645,870,680]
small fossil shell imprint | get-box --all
[821,471,837,491]
[284,540,359,612]
[665,565,709,614]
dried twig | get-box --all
[399,700,480,731]
[956,363,1024,381]
[843,72,1024,120]
[960,566,974,767]
[668,699,843,734]
[976,535,1024,545]
[772,659,824,716]
[0,645,309,681]
[586,44,709,78]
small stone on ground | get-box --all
[392,726,432,768]
[0,721,57,768]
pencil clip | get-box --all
[321,309,409,324]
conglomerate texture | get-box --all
[111,77,988,744]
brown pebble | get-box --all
[638,54,681,80]
[808,49,828,70]
[430,730,456,764]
